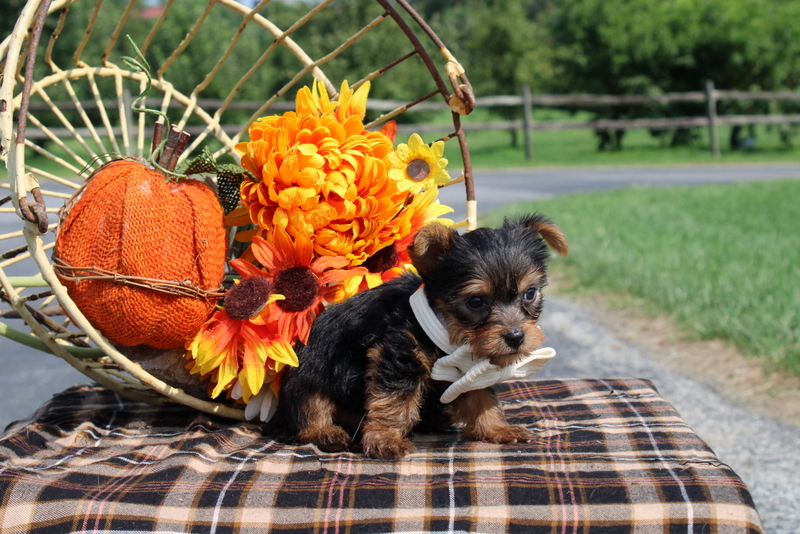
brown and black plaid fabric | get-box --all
[0,379,762,533]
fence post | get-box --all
[705,80,720,158]
[522,84,534,160]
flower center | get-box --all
[273,266,319,312]
[224,276,273,320]
[363,243,398,273]
[405,159,430,182]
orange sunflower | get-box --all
[186,259,297,402]
[249,229,366,344]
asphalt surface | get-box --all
[438,162,800,222]
[2,163,800,532]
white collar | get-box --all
[409,285,556,404]
[409,284,459,353]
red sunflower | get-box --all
[250,228,366,344]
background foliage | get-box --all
[5,0,799,96]
[3,0,800,147]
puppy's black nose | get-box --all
[504,328,525,349]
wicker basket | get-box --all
[0,0,476,420]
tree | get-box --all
[425,0,553,146]
[542,0,800,148]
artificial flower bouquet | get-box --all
[53,73,456,421]
[183,79,456,420]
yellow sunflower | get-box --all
[387,133,451,194]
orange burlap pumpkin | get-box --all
[54,159,227,349]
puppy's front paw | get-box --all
[298,424,352,452]
[361,428,415,459]
[482,424,535,445]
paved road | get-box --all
[2,163,799,532]
[438,162,800,222]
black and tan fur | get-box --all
[277,214,568,459]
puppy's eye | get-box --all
[467,296,485,309]
[523,287,538,301]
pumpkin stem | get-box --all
[154,124,190,175]
[150,121,165,156]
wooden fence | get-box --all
[465,81,800,159]
[24,81,800,160]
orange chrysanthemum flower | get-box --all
[236,80,408,266]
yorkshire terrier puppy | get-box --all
[277,214,568,459]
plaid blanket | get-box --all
[0,378,762,534]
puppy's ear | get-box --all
[408,222,457,278]
[512,214,569,256]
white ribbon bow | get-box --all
[410,286,555,404]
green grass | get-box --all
[461,125,800,168]
[425,108,800,168]
[482,179,800,376]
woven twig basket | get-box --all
[0,0,476,420]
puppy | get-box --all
[277,214,568,459]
